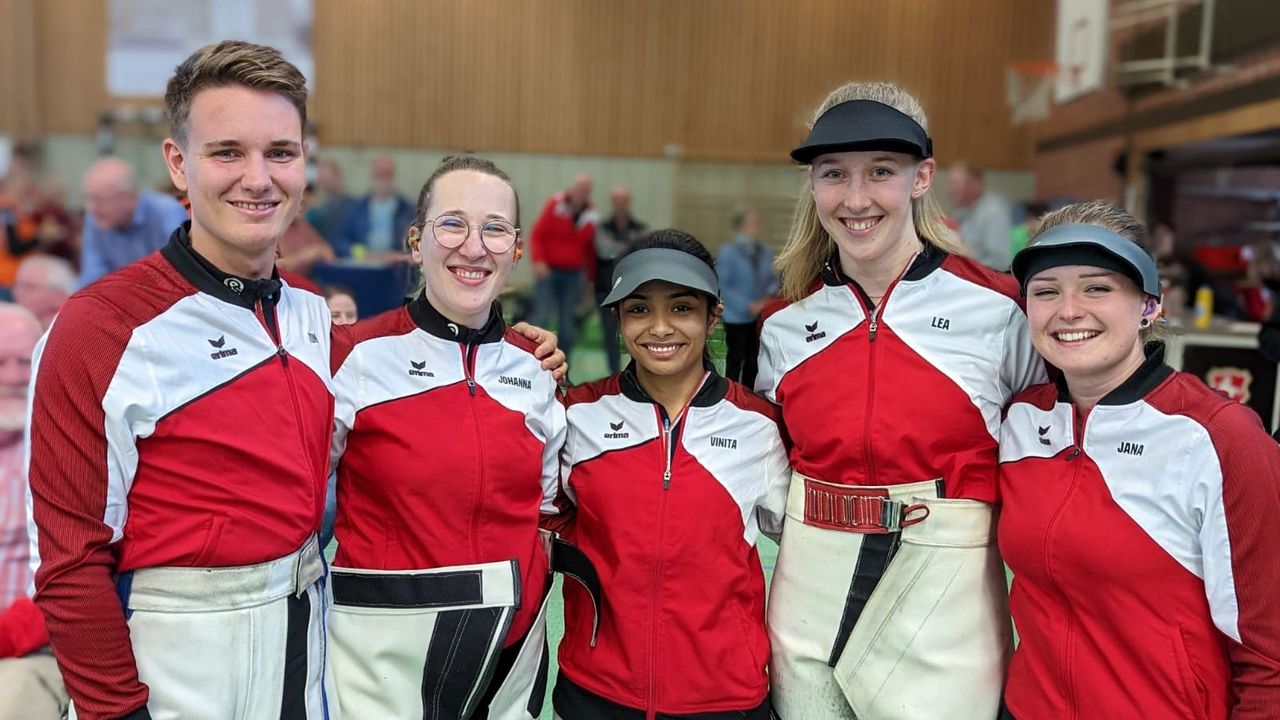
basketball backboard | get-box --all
[1055,0,1109,103]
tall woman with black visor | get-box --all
[757,82,1045,719]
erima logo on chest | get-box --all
[1037,425,1051,446]
[208,336,238,360]
[1117,441,1144,456]
[804,320,826,343]
[408,360,434,377]
[603,420,629,440]
[499,375,531,390]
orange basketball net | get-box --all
[1005,60,1059,125]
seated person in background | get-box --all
[1150,221,1241,319]
[13,254,76,329]
[8,178,78,266]
[0,303,67,720]
[79,156,189,287]
[324,285,358,325]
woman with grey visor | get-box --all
[998,201,1280,720]
[550,229,791,719]
[758,81,1045,719]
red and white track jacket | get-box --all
[555,368,790,717]
[756,245,1044,501]
[27,226,334,720]
[999,346,1280,720]
[330,294,565,646]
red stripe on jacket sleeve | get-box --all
[1209,401,1280,718]
[28,295,148,719]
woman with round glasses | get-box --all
[326,155,568,719]
[999,201,1280,719]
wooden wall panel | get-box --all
[12,0,1053,169]
[0,0,39,135]
[34,0,107,134]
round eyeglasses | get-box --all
[424,214,520,254]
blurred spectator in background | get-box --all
[530,173,596,357]
[13,255,75,329]
[276,212,335,277]
[0,303,66,720]
[1009,201,1050,257]
[338,155,414,260]
[79,156,188,287]
[8,178,78,267]
[948,163,1012,271]
[306,159,354,247]
[717,207,777,387]
[593,186,646,373]
[1150,221,1241,319]
[324,284,358,325]
[1238,241,1280,323]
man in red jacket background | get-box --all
[529,174,596,357]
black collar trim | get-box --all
[160,222,281,310]
[618,360,728,408]
[406,291,506,344]
[821,241,946,288]
[1054,342,1173,405]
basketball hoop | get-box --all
[1005,60,1059,125]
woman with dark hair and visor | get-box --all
[999,201,1280,720]
[553,230,791,720]
[757,81,1045,719]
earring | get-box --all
[1139,317,1152,329]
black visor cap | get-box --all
[791,99,933,164]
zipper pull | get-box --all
[663,468,672,490]
[1067,447,1081,460]
[869,317,878,341]
[467,376,476,396]
[278,345,289,365]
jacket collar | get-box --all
[406,291,506,344]
[1055,341,1173,406]
[821,240,946,288]
[160,222,281,310]
[618,359,728,408]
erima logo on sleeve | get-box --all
[208,336,238,360]
[1037,425,1051,445]
[408,360,434,377]
[804,321,826,343]
[604,421,629,440]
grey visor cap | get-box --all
[600,248,721,307]
[1012,222,1162,298]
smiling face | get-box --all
[163,85,306,278]
[412,169,519,328]
[618,279,717,382]
[1026,265,1154,395]
[810,150,933,275]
